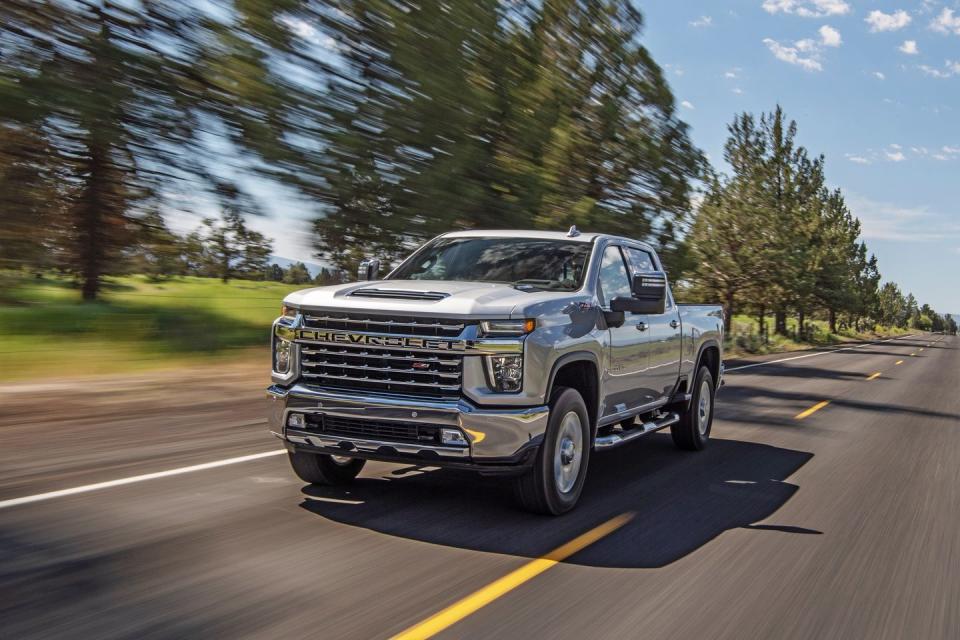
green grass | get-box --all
[0,274,303,380]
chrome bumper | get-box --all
[267,384,549,462]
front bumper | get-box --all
[267,384,549,471]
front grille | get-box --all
[297,312,468,398]
[303,414,443,445]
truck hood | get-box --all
[284,280,578,318]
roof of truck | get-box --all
[441,229,601,242]
[440,229,652,249]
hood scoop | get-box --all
[348,288,449,301]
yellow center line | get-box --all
[895,360,904,365]
[795,400,830,420]
[866,372,882,380]
[391,513,634,640]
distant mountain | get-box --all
[269,255,333,278]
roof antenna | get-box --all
[567,225,580,237]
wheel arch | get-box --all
[546,352,601,434]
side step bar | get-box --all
[594,412,680,450]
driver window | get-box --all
[597,246,632,307]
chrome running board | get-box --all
[594,412,680,450]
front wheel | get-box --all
[671,366,715,451]
[513,387,591,515]
[288,451,366,485]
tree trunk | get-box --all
[829,308,837,334]
[775,311,788,336]
[723,291,734,333]
[798,310,805,340]
[78,138,109,301]
[757,306,766,343]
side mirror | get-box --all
[631,270,667,301]
[358,258,380,281]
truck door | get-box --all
[597,245,654,417]
[624,247,683,400]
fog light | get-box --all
[287,412,306,428]
[274,338,291,374]
[441,428,468,447]
[486,354,523,392]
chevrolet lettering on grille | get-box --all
[297,329,467,352]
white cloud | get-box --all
[900,40,919,55]
[763,27,842,71]
[885,147,906,162]
[725,70,738,79]
[847,154,871,164]
[849,194,960,242]
[865,9,912,32]
[762,0,851,18]
[930,8,960,35]
[732,87,744,94]
[943,146,960,154]
[919,60,960,77]
[690,15,713,28]
[764,38,824,71]
[873,71,886,80]
[819,25,843,47]
[681,100,695,110]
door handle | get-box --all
[636,321,648,331]
[669,319,679,329]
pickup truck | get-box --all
[267,229,724,514]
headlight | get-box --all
[479,319,536,336]
[274,336,291,374]
[281,304,298,319]
[486,354,523,392]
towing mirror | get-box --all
[610,270,667,315]
[358,258,381,281]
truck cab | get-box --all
[268,229,723,514]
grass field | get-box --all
[0,273,913,381]
[0,274,301,380]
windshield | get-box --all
[388,237,592,290]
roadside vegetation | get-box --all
[0,275,300,380]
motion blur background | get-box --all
[0,0,956,383]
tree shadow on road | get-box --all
[299,435,814,569]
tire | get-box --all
[288,451,366,485]
[671,366,715,451]
[513,387,591,515]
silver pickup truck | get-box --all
[267,229,723,514]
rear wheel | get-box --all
[288,451,366,485]
[671,366,715,451]
[514,387,591,515]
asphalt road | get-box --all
[2,334,958,639]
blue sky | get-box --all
[172,1,959,313]
[641,0,960,313]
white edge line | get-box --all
[0,449,286,510]
[725,335,914,373]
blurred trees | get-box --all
[302,0,702,273]
[0,2,947,337]
[0,0,298,299]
